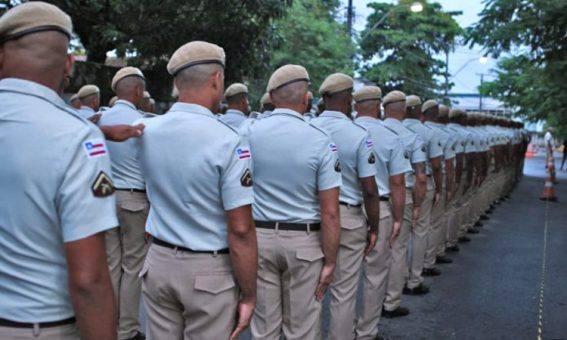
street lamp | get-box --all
[360,2,424,43]
[410,2,424,13]
[452,56,489,78]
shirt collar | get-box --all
[320,110,350,120]
[356,116,379,124]
[0,78,66,108]
[80,106,95,112]
[114,99,137,110]
[169,102,215,117]
[384,117,402,125]
[225,109,245,117]
[271,108,305,121]
[404,118,420,125]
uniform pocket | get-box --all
[295,248,324,262]
[138,259,149,279]
[121,201,148,212]
[194,273,236,294]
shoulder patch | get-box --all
[329,143,338,153]
[422,145,428,153]
[335,159,342,172]
[83,138,108,158]
[92,171,115,197]
[236,147,251,160]
[240,169,253,187]
[404,150,410,159]
[365,139,374,149]
[368,153,376,164]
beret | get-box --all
[109,96,118,107]
[353,86,382,103]
[224,83,248,99]
[438,104,450,118]
[77,85,100,99]
[167,40,225,76]
[260,92,271,105]
[267,64,309,92]
[406,95,421,107]
[422,100,439,113]
[383,90,406,106]
[0,2,72,44]
[319,73,353,96]
[111,66,145,92]
[149,98,155,105]
[69,93,79,102]
[308,91,313,99]
[142,91,151,99]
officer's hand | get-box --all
[315,263,335,302]
[389,221,401,248]
[101,124,145,142]
[229,299,255,340]
[411,207,420,230]
[364,229,378,257]
[88,113,102,124]
[433,192,441,208]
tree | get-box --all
[358,0,462,99]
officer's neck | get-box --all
[355,111,378,119]
[324,104,349,116]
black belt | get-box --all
[339,201,362,208]
[116,188,146,193]
[380,196,390,201]
[153,238,229,254]
[0,317,75,329]
[255,221,321,232]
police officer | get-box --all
[220,83,250,128]
[0,2,117,339]
[97,66,149,340]
[304,91,316,120]
[138,41,257,340]
[247,64,342,339]
[69,93,82,109]
[77,84,102,122]
[138,91,153,113]
[382,91,427,318]
[311,74,380,340]
[403,95,443,294]
[353,86,411,339]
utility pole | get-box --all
[347,0,354,37]
[478,73,485,112]
[444,48,449,104]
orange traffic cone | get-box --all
[540,161,558,202]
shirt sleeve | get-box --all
[357,132,378,178]
[428,131,444,159]
[411,134,427,164]
[318,137,343,191]
[220,136,255,211]
[56,127,118,243]
[389,137,412,176]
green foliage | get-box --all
[359,1,462,99]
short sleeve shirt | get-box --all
[404,118,443,174]
[246,108,342,223]
[311,111,377,205]
[0,78,118,322]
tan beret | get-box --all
[422,100,438,113]
[353,86,382,103]
[406,95,421,107]
[142,91,151,99]
[224,83,248,99]
[319,73,353,96]
[438,104,450,118]
[383,90,406,107]
[267,64,309,92]
[308,91,313,99]
[149,98,155,105]
[109,96,118,107]
[260,92,271,105]
[69,93,79,102]
[77,85,100,99]
[0,2,72,44]
[111,66,145,92]
[167,40,225,76]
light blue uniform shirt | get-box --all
[78,105,97,119]
[447,123,468,154]
[403,118,443,175]
[425,121,456,160]
[382,118,426,188]
[311,111,377,205]
[219,109,247,128]
[0,78,118,322]
[98,99,145,189]
[245,108,342,223]
[356,116,411,196]
[138,103,254,250]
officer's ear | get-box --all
[63,54,74,80]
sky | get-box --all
[349,0,496,94]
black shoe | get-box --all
[458,236,471,243]
[474,221,484,227]
[446,245,460,252]
[403,283,430,295]
[436,255,453,264]
[382,306,410,318]
[126,332,146,340]
[480,214,489,221]
[467,228,480,234]
[422,267,441,276]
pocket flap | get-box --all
[138,260,149,278]
[194,273,236,294]
[121,201,147,212]
[296,248,324,262]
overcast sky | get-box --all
[349,0,495,94]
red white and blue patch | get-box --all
[365,139,374,149]
[329,143,338,152]
[236,147,251,160]
[83,139,107,158]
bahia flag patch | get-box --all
[83,139,108,158]
[365,139,374,149]
[329,143,338,152]
[236,147,251,160]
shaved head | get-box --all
[355,100,381,118]
[271,81,309,107]
[81,93,100,110]
[174,63,224,112]
[115,76,145,106]
[384,101,406,119]
[175,64,224,91]
[324,90,353,115]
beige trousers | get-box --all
[105,190,149,339]
[355,201,393,340]
[328,205,367,340]
[407,187,434,288]
[447,180,465,247]
[141,244,238,340]
[383,190,413,311]
[0,324,79,339]
[251,228,324,340]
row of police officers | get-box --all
[0,2,529,340]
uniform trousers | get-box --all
[105,190,149,339]
[355,201,393,340]
[0,324,79,339]
[383,190,413,311]
[407,185,434,289]
[251,228,324,340]
[141,244,238,340]
[424,185,446,268]
[447,180,465,247]
[328,205,367,340]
